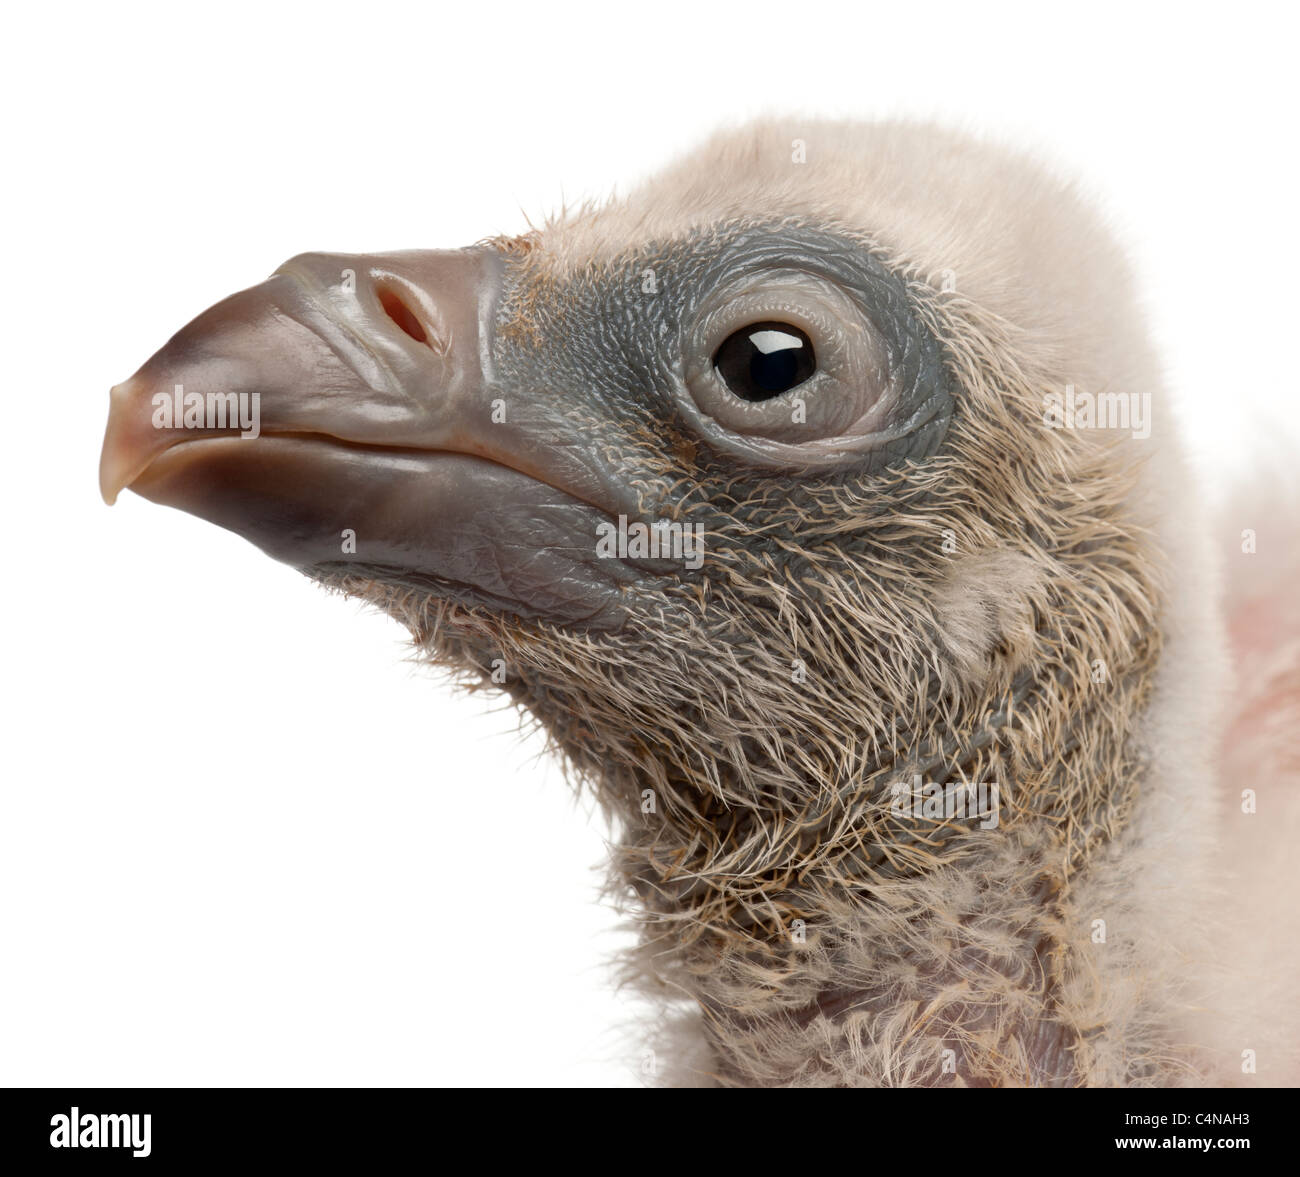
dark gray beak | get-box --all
[99,248,642,626]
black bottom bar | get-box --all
[1,1085,1290,1164]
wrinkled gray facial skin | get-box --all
[491,222,953,478]
[99,222,953,632]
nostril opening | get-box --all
[377,286,429,346]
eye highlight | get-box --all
[713,321,816,401]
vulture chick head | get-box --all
[100,121,1285,1087]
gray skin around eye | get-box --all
[490,221,955,483]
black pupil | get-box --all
[713,322,816,401]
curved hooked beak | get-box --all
[99,248,642,627]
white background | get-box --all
[2,1,1296,1087]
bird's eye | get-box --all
[712,322,816,401]
[681,268,899,454]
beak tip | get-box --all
[100,380,139,506]
[98,452,124,505]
